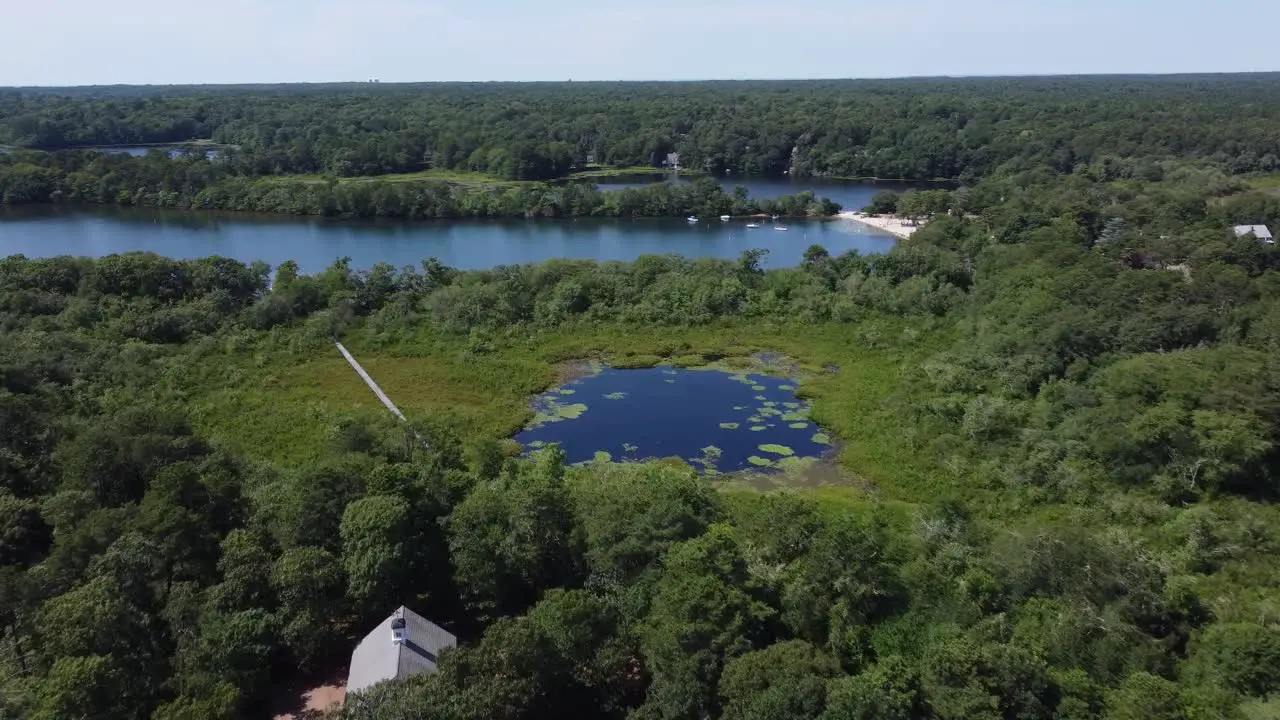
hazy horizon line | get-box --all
[5,70,1280,90]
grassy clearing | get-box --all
[339,169,526,187]
[565,165,666,180]
[189,316,948,504]
[190,349,549,466]
[269,169,528,188]
[1247,173,1280,189]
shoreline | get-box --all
[836,211,920,240]
[0,201,838,224]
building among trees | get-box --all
[1233,224,1275,243]
[346,607,456,697]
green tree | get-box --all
[177,609,279,708]
[0,491,52,567]
[446,448,583,619]
[780,516,902,666]
[340,495,414,614]
[271,546,346,667]
[30,655,125,720]
[204,527,277,612]
[864,190,899,214]
[150,683,239,720]
[569,462,717,582]
[1182,623,1280,698]
[719,640,840,720]
[1104,672,1186,720]
[822,656,930,720]
[638,525,774,719]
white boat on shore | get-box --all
[719,215,731,221]
[686,216,698,223]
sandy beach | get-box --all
[836,211,921,240]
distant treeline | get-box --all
[4,75,1280,181]
[0,151,839,218]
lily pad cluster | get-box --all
[518,363,834,474]
[527,392,590,430]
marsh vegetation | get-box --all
[5,75,1280,720]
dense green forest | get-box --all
[0,148,838,219]
[5,76,1280,720]
[5,75,1280,219]
[4,76,1280,180]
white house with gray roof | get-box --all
[346,606,456,697]
[1234,224,1275,244]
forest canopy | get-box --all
[3,75,1280,719]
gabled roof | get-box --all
[346,606,457,696]
[1233,224,1274,239]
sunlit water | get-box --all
[513,366,832,473]
[0,205,896,272]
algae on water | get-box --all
[776,456,819,474]
[556,403,588,419]
[520,360,830,472]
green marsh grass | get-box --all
[191,317,950,503]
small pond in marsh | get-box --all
[513,363,833,473]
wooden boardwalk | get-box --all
[334,340,408,423]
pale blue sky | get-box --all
[2,0,1276,86]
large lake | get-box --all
[0,178,908,271]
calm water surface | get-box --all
[513,366,831,473]
[595,175,924,212]
[0,204,896,272]
[64,145,220,159]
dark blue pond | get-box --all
[514,366,833,473]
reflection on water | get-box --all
[0,204,898,272]
[591,175,940,212]
[513,366,832,474]
[76,145,220,159]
